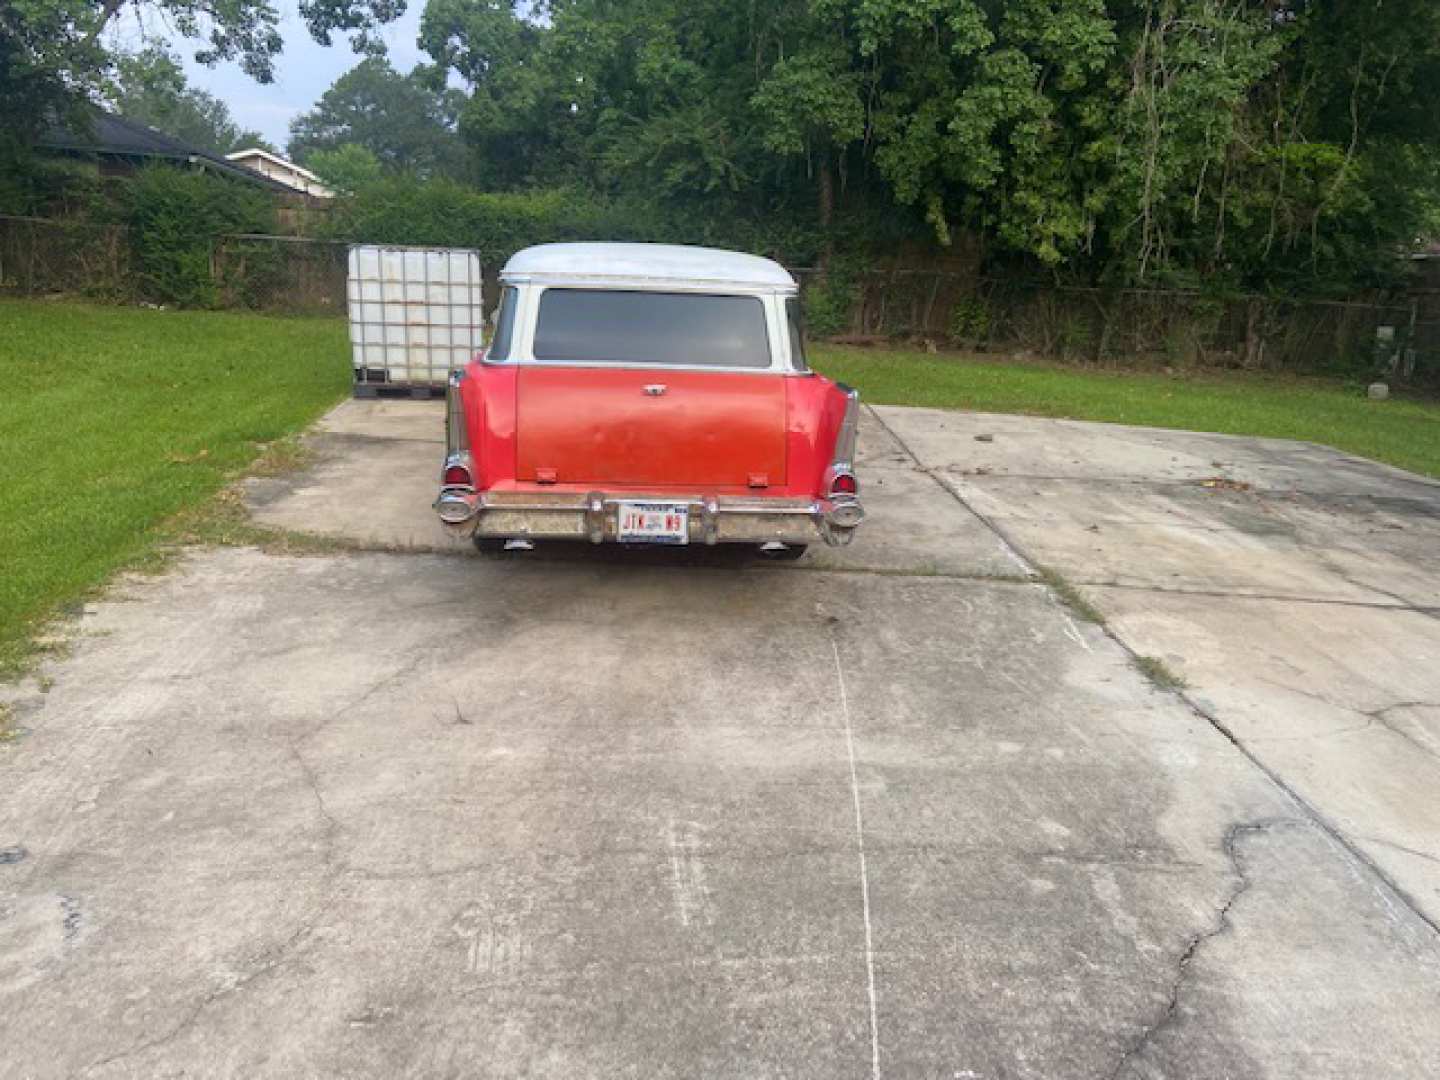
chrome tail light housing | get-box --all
[440,368,475,491]
[819,385,864,544]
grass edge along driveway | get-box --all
[813,344,1440,482]
[0,300,350,678]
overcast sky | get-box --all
[111,2,431,152]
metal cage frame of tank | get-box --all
[347,244,484,397]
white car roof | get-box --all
[502,242,795,288]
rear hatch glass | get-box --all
[532,289,771,369]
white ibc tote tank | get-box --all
[347,245,484,393]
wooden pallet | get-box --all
[352,383,446,400]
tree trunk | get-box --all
[818,152,835,271]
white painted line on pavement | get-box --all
[832,635,882,1080]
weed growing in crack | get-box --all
[1136,655,1189,692]
[1037,566,1107,625]
[157,489,357,558]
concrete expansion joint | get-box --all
[1353,834,1440,868]
[867,405,1440,947]
[1107,818,1301,1079]
[1073,580,1440,617]
[1318,558,1440,620]
[318,431,446,448]
[864,406,1039,579]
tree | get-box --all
[288,57,464,177]
[309,0,1440,291]
[1,0,405,160]
[306,143,383,193]
[109,47,273,153]
[418,0,568,188]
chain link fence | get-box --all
[0,216,349,314]
[4,213,1438,383]
[794,268,1440,383]
[211,234,348,314]
[0,214,131,299]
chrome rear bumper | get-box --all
[434,489,863,547]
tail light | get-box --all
[441,368,475,489]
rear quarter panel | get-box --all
[784,374,850,497]
[460,360,518,488]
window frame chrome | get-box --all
[483,279,808,376]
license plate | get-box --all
[617,502,689,544]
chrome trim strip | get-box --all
[482,359,790,376]
[502,273,798,296]
[832,387,861,473]
[477,495,822,515]
[437,488,862,547]
[445,368,469,457]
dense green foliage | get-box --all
[288,57,465,179]
[3,164,278,306]
[397,0,1440,292]
[120,167,277,306]
[0,300,350,676]
[317,176,832,265]
[8,0,1440,322]
[306,144,385,194]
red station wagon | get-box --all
[433,242,865,558]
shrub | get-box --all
[802,273,856,337]
[319,177,827,270]
[948,296,991,346]
[122,166,275,307]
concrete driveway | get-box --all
[2,399,1438,1078]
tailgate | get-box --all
[516,368,787,488]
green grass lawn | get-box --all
[812,344,1440,480]
[0,300,350,676]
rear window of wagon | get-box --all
[531,289,772,369]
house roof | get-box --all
[502,243,796,289]
[225,148,332,194]
[38,110,295,192]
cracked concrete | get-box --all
[875,405,1440,929]
[2,400,1439,1077]
[1106,820,1284,1080]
